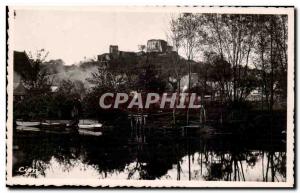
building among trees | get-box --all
[13,51,33,100]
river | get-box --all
[12,122,286,182]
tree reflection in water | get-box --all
[13,123,286,181]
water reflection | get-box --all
[13,123,286,182]
[161,151,286,182]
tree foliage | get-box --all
[169,13,288,109]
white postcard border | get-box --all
[6,6,294,187]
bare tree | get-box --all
[204,14,259,102]
[168,16,184,124]
[175,13,203,124]
[24,49,51,94]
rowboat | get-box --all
[16,126,40,132]
[41,122,66,127]
[16,121,40,127]
[78,129,102,136]
[40,122,67,131]
[78,122,103,136]
[41,122,62,126]
[78,123,103,129]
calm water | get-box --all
[12,123,286,182]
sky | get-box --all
[12,8,173,65]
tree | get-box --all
[138,45,146,52]
[136,65,167,94]
[168,16,186,124]
[57,79,85,98]
[24,49,51,95]
[168,16,184,92]
[88,65,128,93]
[204,14,258,102]
[252,15,288,111]
[174,13,204,124]
[207,53,232,102]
